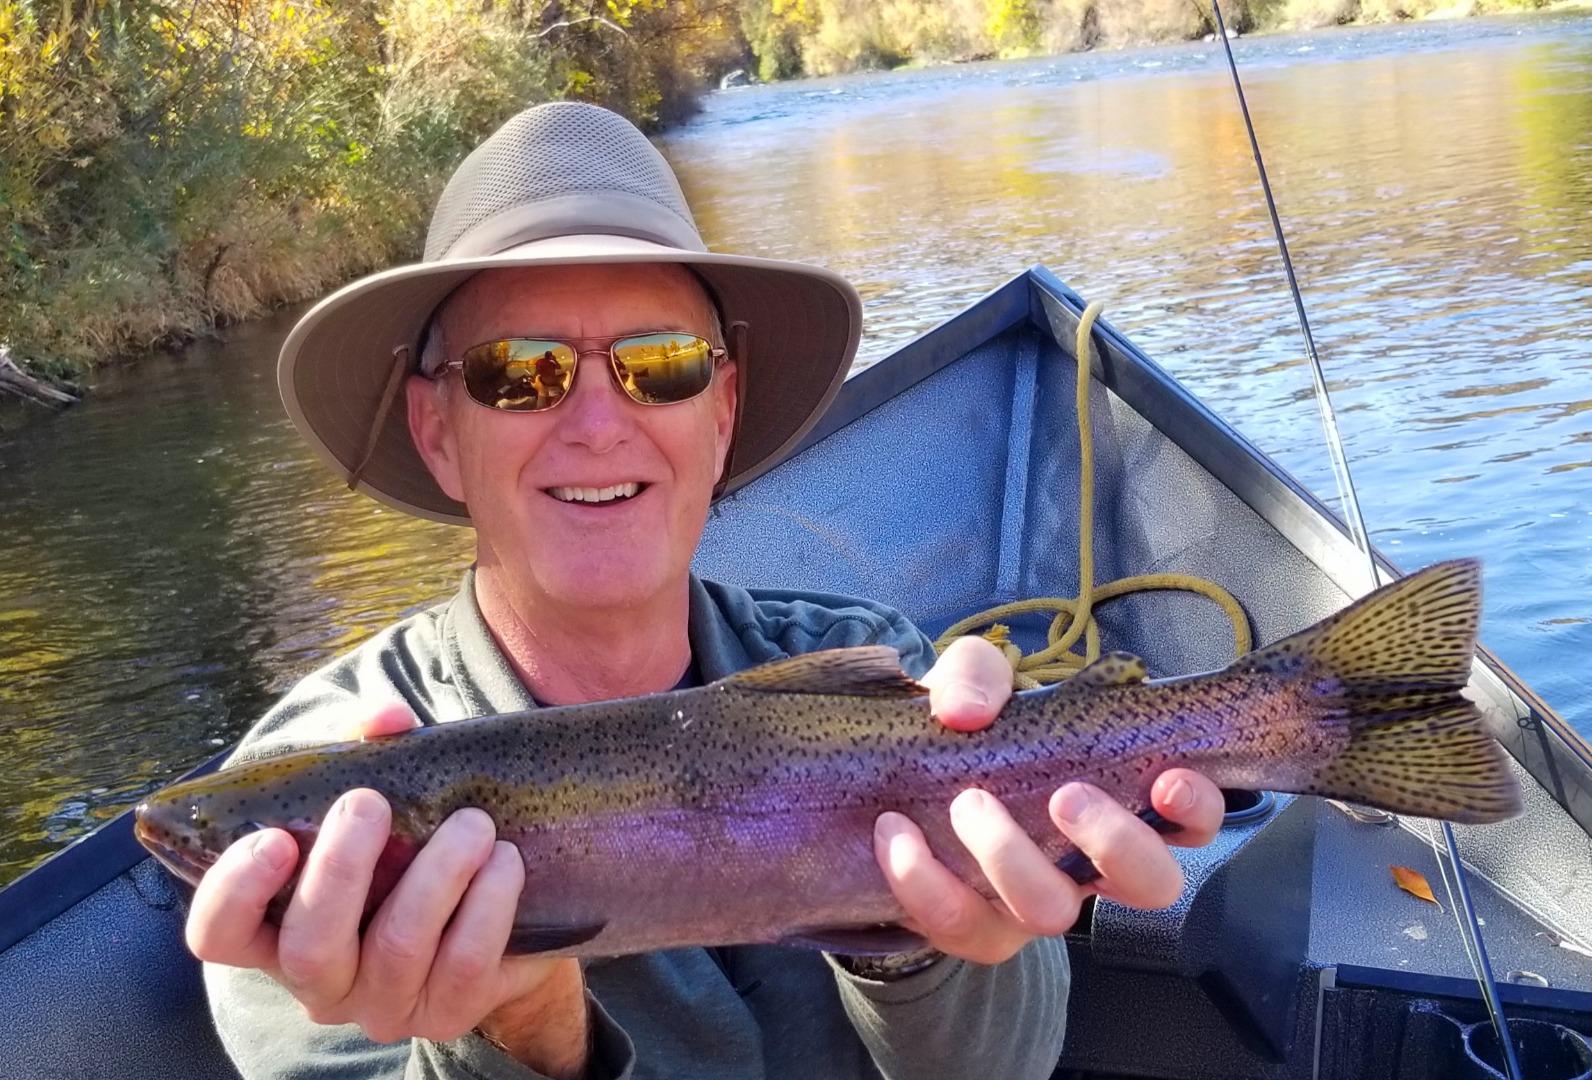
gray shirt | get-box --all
[205,573,1070,1080]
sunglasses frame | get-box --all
[433,331,728,413]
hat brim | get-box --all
[278,236,863,525]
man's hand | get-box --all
[875,636,1226,966]
[185,704,588,1079]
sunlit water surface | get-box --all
[3,13,1591,884]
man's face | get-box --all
[406,263,737,613]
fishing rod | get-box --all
[1203,7,1523,1078]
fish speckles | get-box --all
[134,569,1517,949]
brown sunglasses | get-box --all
[433,332,727,412]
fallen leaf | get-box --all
[1391,865,1438,904]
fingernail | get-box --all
[453,806,496,839]
[338,791,387,825]
[951,788,991,821]
[875,812,907,844]
[1165,777,1195,813]
[249,831,292,873]
[947,683,990,713]
[1053,783,1094,825]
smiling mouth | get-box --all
[548,482,645,505]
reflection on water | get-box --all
[2,13,1592,884]
[0,318,471,882]
[668,11,1592,740]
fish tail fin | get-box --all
[1238,559,1522,824]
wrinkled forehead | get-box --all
[435,262,722,346]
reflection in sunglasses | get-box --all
[449,333,721,412]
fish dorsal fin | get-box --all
[1070,651,1149,687]
[721,646,929,698]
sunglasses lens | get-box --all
[611,334,715,405]
[460,340,576,411]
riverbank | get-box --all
[0,0,742,393]
[0,1,1571,397]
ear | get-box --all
[406,375,466,503]
[712,360,738,479]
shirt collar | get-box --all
[441,569,731,713]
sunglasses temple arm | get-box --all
[713,321,751,501]
[348,345,413,492]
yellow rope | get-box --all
[933,301,1252,690]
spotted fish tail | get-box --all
[1237,559,1522,824]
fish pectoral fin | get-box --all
[721,647,928,699]
[780,924,930,956]
[506,919,606,955]
[1071,651,1150,687]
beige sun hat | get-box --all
[278,101,863,525]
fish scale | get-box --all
[136,559,1521,958]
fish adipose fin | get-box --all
[723,647,929,699]
[780,924,930,956]
[507,919,607,955]
[1241,559,1522,824]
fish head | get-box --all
[133,756,338,889]
[133,787,236,888]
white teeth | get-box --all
[551,482,641,504]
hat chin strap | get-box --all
[713,320,751,501]
[348,345,413,492]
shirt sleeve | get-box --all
[205,964,637,1080]
[221,613,461,766]
[826,938,1069,1080]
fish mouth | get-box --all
[133,804,214,888]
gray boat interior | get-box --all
[3,266,1590,1079]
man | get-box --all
[188,102,1225,1080]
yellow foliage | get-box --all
[0,0,1566,382]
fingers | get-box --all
[1050,783,1185,910]
[871,769,1226,972]
[1150,768,1226,849]
[874,811,1033,965]
[341,701,422,742]
[186,828,298,971]
[421,842,538,1037]
[276,789,393,1012]
[354,809,499,1037]
[924,636,1013,733]
[949,789,1082,937]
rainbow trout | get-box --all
[135,560,1521,957]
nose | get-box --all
[556,351,635,453]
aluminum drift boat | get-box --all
[2,266,1589,1080]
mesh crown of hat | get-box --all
[425,103,699,261]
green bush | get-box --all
[0,0,734,377]
[0,0,1560,381]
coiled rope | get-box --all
[933,301,1252,688]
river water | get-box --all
[2,13,1591,886]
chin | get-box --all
[533,557,680,612]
